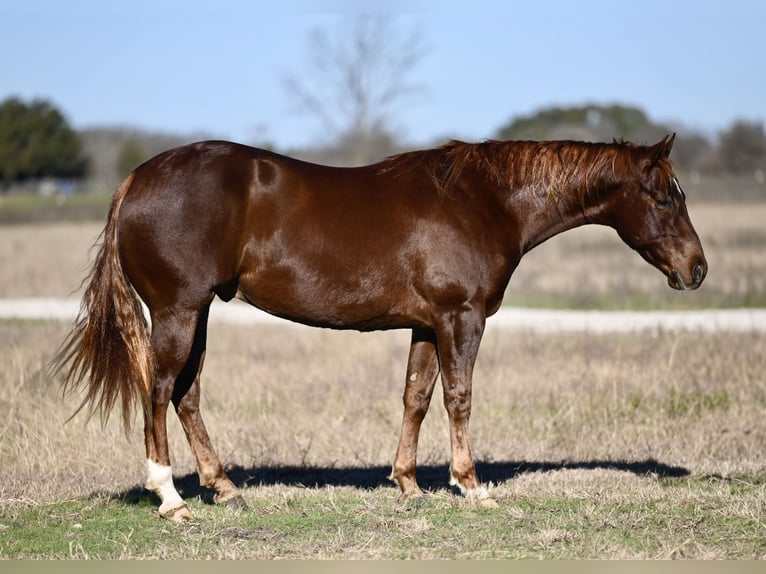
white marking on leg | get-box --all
[409,372,418,382]
[449,470,486,498]
[146,459,184,514]
[449,466,496,505]
[464,485,490,501]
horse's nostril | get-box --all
[693,262,706,284]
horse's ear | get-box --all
[648,133,676,165]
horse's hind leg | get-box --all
[143,306,201,520]
[172,304,246,510]
[389,328,440,501]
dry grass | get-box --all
[0,221,101,298]
[1,320,765,558]
[2,320,765,497]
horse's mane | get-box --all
[380,139,675,204]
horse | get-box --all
[51,134,707,520]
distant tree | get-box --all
[79,127,197,190]
[117,140,148,178]
[283,16,427,165]
[496,104,672,145]
[719,120,766,174]
[0,97,87,186]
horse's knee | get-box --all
[174,396,199,418]
[403,387,433,418]
[442,383,472,419]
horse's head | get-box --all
[609,134,707,291]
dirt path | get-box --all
[1,297,764,333]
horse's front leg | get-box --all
[435,309,495,504]
[390,328,440,500]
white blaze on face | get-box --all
[671,177,685,200]
[145,459,184,513]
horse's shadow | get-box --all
[116,458,689,506]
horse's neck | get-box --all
[514,176,612,254]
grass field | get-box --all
[1,321,765,558]
[1,200,765,558]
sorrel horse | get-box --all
[52,135,706,520]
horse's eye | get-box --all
[655,198,672,209]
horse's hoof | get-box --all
[215,492,248,512]
[224,494,248,512]
[398,490,423,504]
[458,484,499,508]
[406,496,431,510]
[398,489,429,509]
[160,503,192,522]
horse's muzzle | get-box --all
[670,260,707,291]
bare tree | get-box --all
[284,16,427,165]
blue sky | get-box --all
[2,0,764,150]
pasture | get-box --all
[1,200,765,558]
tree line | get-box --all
[1,95,764,193]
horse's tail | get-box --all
[50,172,154,430]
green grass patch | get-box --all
[3,476,766,559]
